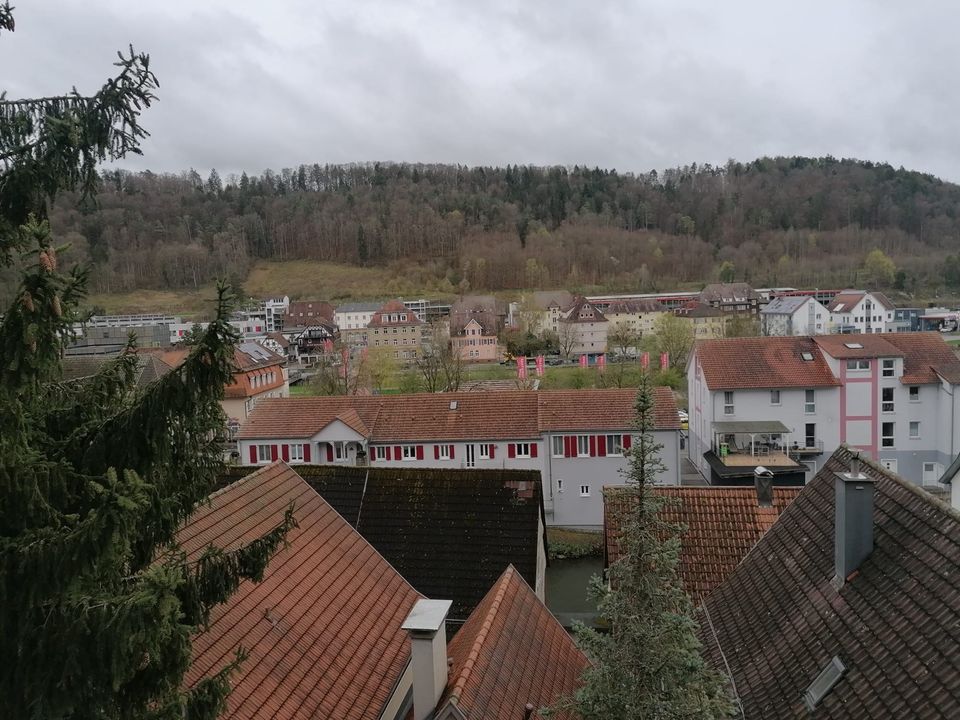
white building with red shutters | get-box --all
[235,388,682,528]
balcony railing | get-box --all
[790,440,824,455]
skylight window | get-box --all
[803,656,847,711]
[844,342,864,349]
[800,352,814,361]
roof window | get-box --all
[803,656,847,710]
[800,352,814,361]
[844,342,863,349]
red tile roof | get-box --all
[561,297,607,324]
[437,565,587,719]
[181,463,421,720]
[368,299,423,327]
[698,446,960,719]
[883,332,960,384]
[237,388,681,441]
[826,290,895,312]
[694,336,840,390]
[812,334,904,359]
[603,485,801,600]
[284,300,335,324]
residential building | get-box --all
[604,485,801,601]
[401,297,451,323]
[699,282,760,314]
[236,387,682,528]
[221,464,547,622]
[449,294,506,335]
[826,289,896,333]
[288,321,339,365]
[222,342,290,422]
[67,323,171,355]
[364,298,426,361]
[687,333,960,486]
[451,317,501,362]
[510,289,574,334]
[604,298,670,353]
[259,331,297,364]
[283,299,334,328]
[698,447,960,719]
[260,295,290,332]
[760,295,828,336]
[558,296,608,357]
[674,301,726,339]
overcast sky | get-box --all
[4,1,959,180]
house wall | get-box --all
[828,293,895,334]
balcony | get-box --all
[710,420,803,469]
[790,440,824,456]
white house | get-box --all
[688,333,960,488]
[236,387,682,529]
[760,296,828,336]
[826,290,897,334]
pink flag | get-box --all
[597,354,606,371]
[660,351,669,369]
[516,356,527,379]
[579,354,588,368]
[641,352,650,369]
[535,355,545,377]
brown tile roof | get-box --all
[368,299,424,327]
[605,298,669,314]
[699,283,758,303]
[827,290,895,313]
[62,353,174,387]
[238,388,681,440]
[263,331,290,349]
[561,296,607,324]
[219,465,546,621]
[284,300,334,323]
[181,462,422,720]
[694,336,841,390]
[812,334,904,359]
[233,342,286,371]
[437,565,587,719]
[603,485,801,600]
[675,300,724,318]
[698,446,960,719]
[883,332,960,384]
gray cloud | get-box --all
[3,0,960,180]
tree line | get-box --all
[8,156,960,305]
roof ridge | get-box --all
[448,565,517,706]
[208,460,289,499]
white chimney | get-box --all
[833,453,876,587]
[754,466,774,508]
[401,599,452,720]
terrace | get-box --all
[710,421,802,469]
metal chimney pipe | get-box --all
[833,453,876,587]
[754,466,774,508]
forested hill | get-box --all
[34,157,960,299]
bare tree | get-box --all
[415,321,465,392]
[608,320,640,358]
[653,314,695,369]
[557,319,579,359]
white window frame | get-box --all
[770,390,781,406]
[804,389,815,414]
[402,444,417,460]
[334,441,346,462]
[909,421,920,439]
[881,387,895,413]
[605,434,624,456]
[515,442,531,458]
[723,391,734,415]
[882,359,895,378]
[552,435,565,458]
[438,444,451,460]
[289,444,304,462]
[374,446,387,461]
[479,443,491,459]
[579,484,590,497]
[881,422,895,448]
[909,386,920,402]
[257,444,272,462]
[576,435,590,457]
[846,359,870,371]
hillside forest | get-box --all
[8,156,960,306]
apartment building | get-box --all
[236,387,682,528]
[450,318,501,362]
[826,290,896,333]
[760,295,828,336]
[699,282,760,315]
[364,298,426,360]
[333,301,381,341]
[674,301,726,339]
[604,298,669,352]
[558,296,608,357]
[687,333,960,487]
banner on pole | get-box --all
[579,354,588,368]
[597,354,606,371]
[641,351,649,369]
[535,355,545,377]
[516,356,527,379]
[660,351,669,370]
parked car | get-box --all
[678,409,689,430]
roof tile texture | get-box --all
[695,336,841,390]
[698,447,960,719]
[441,566,587,719]
[180,463,421,720]
[604,486,801,599]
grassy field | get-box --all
[86,286,220,318]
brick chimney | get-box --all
[401,599,452,720]
[833,453,876,587]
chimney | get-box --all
[754,466,774,508]
[401,599,452,720]
[833,453,876,587]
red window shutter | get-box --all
[565,436,574,458]
[386,446,392,461]
[623,434,632,450]
[434,445,440,460]
[282,444,290,462]
[395,445,402,459]
[530,443,538,458]
[589,436,596,457]
[249,445,257,464]
[416,445,424,460]
[271,445,279,461]
[303,444,311,462]
[489,444,496,459]
[327,444,334,462]
[508,443,516,458]
[450,445,455,459]
[598,435,607,457]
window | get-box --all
[605,434,624,456]
[257,444,272,462]
[515,442,531,458]
[882,387,894,413]
[909,386,920,402]
[805,423,816,449]
[552,435,565,458]
[334,441,346,461]
[723,391,734,415]
[846,359,870,370]
[909,421,920,439]
[882,359,895,377]
[402,445,417,460]
[438,444,451,460]
[804,389,815,414]
[576,435,590,457]
[844,342,864,349]
[579,484,590,497]
[800,352,814,361]
[770,390,781,405]
[881,422,894,448]
[290,444,304,461]
[374,446,387,461]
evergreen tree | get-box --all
[206,168,223,195]
[0,7,294,719]
[547,372,734,719]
